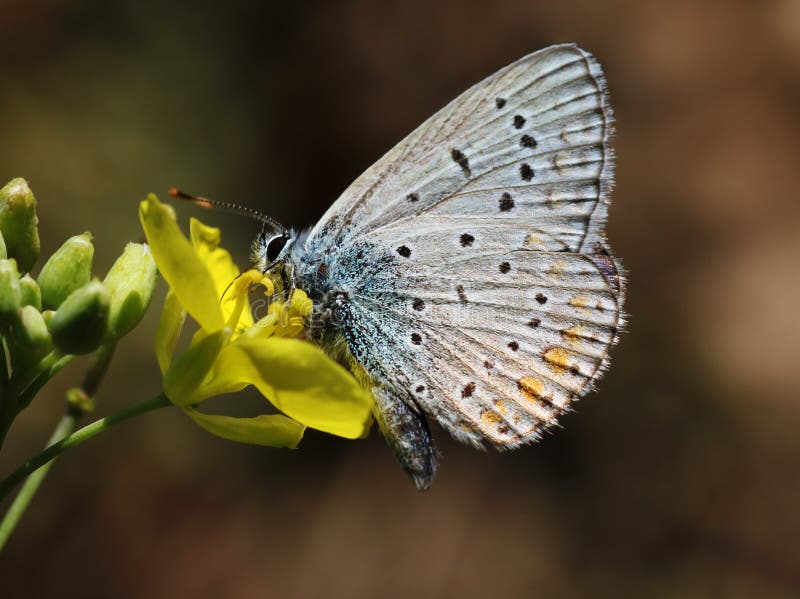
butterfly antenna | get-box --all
[168,188,286,234]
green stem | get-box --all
[0,343,118,550]
[0,337,9,389]
[0,338,13,446]
[0,411,77,552]
[11,350,68,409]
[0,393,170,533]
[14,354,74,413]
[0,350,73,451]
[81,344,116,398]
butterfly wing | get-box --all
[343,220,622,450]
[305,43,614,255]
[298,44,622,475]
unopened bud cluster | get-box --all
[0,178,158,365]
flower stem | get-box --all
[81,344,116,398]
[0,344,118,551]
[0,411,76,551]
[0,392,170,547]
[15,354,74,412]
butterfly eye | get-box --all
[265,234,289,263]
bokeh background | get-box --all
[1,1,799,597]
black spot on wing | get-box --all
[461,382,475,398]
[499,261,511,274]
[520,163,534,181]
[397,245,411,258]
[513,115,526,129]
[499,193,514,212]
[495,97,507,109]
[450,148,472,178]
[411,333,422,345]
[520,134,537,148]
[535,293,548,305]
[406,193,419,203]
[460,233,475,247]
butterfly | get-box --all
[178,43,624,490]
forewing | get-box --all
[305,43,613,254]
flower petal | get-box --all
[155,290,186,374]
[139,195,224,332]
[189,218,254,331]
[183,408,305,448]
[164,328,231,406]
[196,336,374,439]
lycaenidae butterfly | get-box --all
[174,43,624,490]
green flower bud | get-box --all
[103,242,158,341]
[48,280,110,355]
[38,232,94,310]
[19,274,42,310]
[0,178,40,272]
[12,305,53,363]
[0,258,21,324]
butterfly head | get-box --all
[252,228,296,273]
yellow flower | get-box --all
[139,194,373,448]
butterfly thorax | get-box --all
[288,232,402,374]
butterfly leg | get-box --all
[372,386,438,491]
[280,262,298,305]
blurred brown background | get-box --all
[1,1,799,597]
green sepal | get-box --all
[0,178,40,273]
[155,290,185,374]
[48,280,110,355]
[164,328,231,406]
[37,232,94,310]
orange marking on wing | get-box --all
[524,233,543,248]
[561,325,586,344]
[458,421,477,434]
[568,295,590,308]
[545,259,566,277]
[481,410,503,426]
[517,376,544,403]
[543,347,571,374]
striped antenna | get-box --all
[168,188,286,234]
